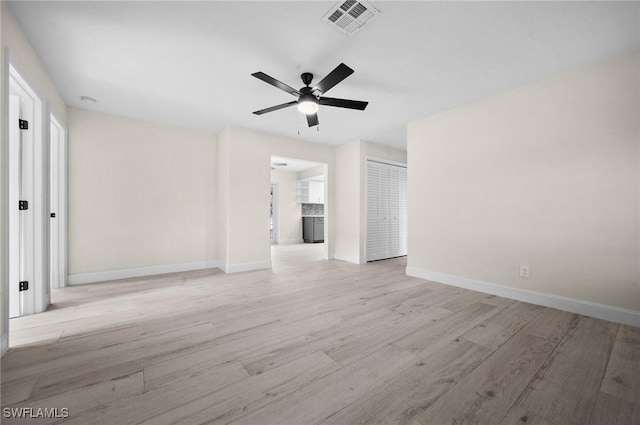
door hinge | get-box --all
[19,119,29,130]
[19,200,29,210]
[50,212,56,218]
[19,281,29,291]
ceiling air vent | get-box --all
[322,0,380,36]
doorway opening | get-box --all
[49,115,67,289]
[270,156,328,267]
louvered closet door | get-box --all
[398,166,408,256]
[366,160,408,262]
[389,165,400,256]
[366,161,380,261]
[377,163,391,260]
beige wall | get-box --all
[68,108,218,274]
[1,2,68,354]
[218,126,334,270]
[333,140,407,263]
[334,141,361,263]
[407,51,640,312]
[217,127,230,265]
[271,170,302,243]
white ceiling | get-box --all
[271,156,324,173]
[8,1,639,149]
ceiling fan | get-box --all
[251,63,368,127]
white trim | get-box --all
[270,183,278,244]
[364,155,407,169]
[406,267,640,328]
[334,253,365,264]
[221,260,272,274]
[49,113,67,289]
[68,260,223,285]
[2,47,10,357]
[277,239,304,245]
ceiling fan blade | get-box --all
[319,97,368,110]
[313,63,354,94]
[306,113,319,127]
[251,72,301,96]
[253,101,297,115]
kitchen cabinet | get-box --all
[297,181,309,203]
[303,217,324,243]
[308,180,324,204]
[298,179,324,204]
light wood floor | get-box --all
[2,244,639,425]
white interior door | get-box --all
[49,122,60,288]
[378,163,391,260]
[366,161,379,261]
[9,93,35,318]
[9,95,21,318]
[398,166,408,256]
[366,159,407,262]
[389,165,400,256]
[50,115,68,290]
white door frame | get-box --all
[49,114,67,289]
[364,156,407,262]
[8,95,26,318]
[270,183,278,244]
[8,73,37,319]
[3,52,51,344]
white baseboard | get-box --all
[406,267,640,328]
[221,260,272,274]
[68,260,223,285]
[1,331,8,357]
[334,253,365,265]
[277,239,304,245]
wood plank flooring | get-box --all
[1,243,638,425]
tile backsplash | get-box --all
[302,203,324,216]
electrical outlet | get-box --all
[520,265,530,278]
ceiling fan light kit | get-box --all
[297,93,319,115]
[251,63,368,127]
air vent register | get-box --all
[322,0,380,36]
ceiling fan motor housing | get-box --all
[301,72,314,86]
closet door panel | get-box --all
[398,166,408,256]
[366,160,407,262]
[366,161,380,261]
[377,163,391,260]
[389,165,400,256]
